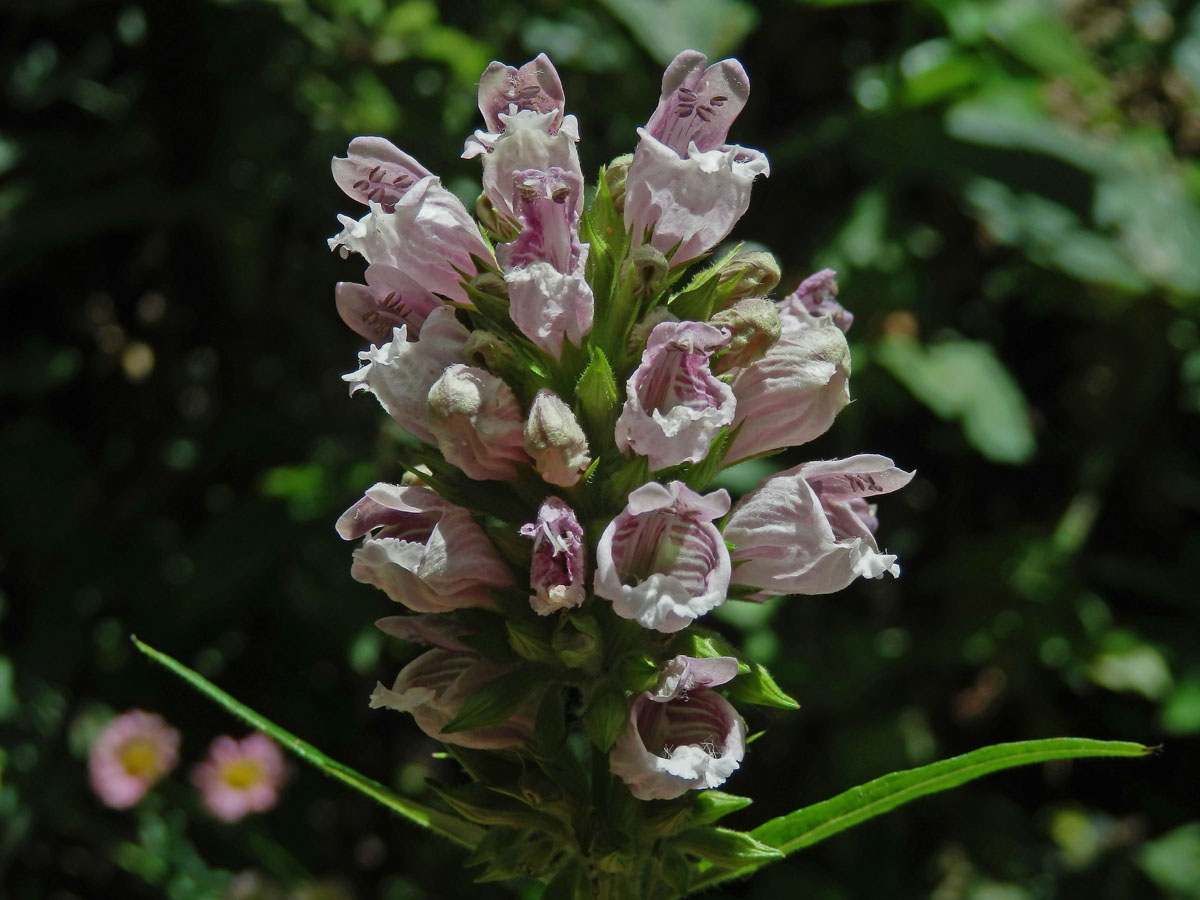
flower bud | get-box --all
[524,390,591,487]
[715,250,781,307]
[476,191,522,242]
[623,245,670,302]
[709,298,782,374]
[627,307,679,355]
[426,364,530,481]
[604,153,634,214]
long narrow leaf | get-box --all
[691,737,1151,892]
[131,635,486,849]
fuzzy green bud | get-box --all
[710,297,782,374]
[715,250,782,308]
[603,153,633,215]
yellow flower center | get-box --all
[119,739,162,778]
[220,758,263,790]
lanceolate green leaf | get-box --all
[131,636,485,850]
[689,738,1151,892]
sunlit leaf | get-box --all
[599,0,758,64]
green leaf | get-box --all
[130,636,484,849]
[1137,822,1200,899]
[583,682,630,752]
[691,738,1152,891]
[441,665,549,735]
[874,334,1036,464]
[599,0,758,64]
[429,782,560,831]
[672,826,782,867]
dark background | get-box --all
[2,0,1199,897]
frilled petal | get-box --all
[506,261,594,359]
[723,454,913,596]
[650,654,740,701]
[335,263,444,346]
[644,51,750,155]
[464,109,583,222]
[725,320,851,463]
[341,306,468,445]
[594,481,732,633]
[609,687,746,800]
[328,177,494,303]
[523,389,591,487]
[519,496,587,615]
[370,649,534,750]
[427,364,530,481]
[616,320,735,471]
[336,483,514,611]
[331,137,433,212]
[477,53,568,135]
[624,129,769,265]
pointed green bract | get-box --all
[130,635,485,849]
[689,738,1152,891]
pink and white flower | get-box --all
[88,709,180,809]
[341,306,468,445]
[329,173,494,304]
[370,644,536,750]
[426,364,530,481]
[725,312,851,464]
[610,655,746,800]
[500,168,593,358]
[476,53,569,136]
[594,481,731,632]
[723,454,913,597]
[778,268,853,333]
[520,497,587,616]
[336,483,514,612]
[615,320,735,471]
[524,389,591,487]
[191,733,287,823]
[625,51,769,264]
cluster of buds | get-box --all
[331,51,911,892]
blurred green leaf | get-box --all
[874,334,1036,464]
[599,0,758,64]
[1162,675,1200,735]
[1138,823,1200,899]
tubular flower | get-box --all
[524,389,591,487]
[625,50,768,263]
[594,481,731,633]
[723,454,914,597]
[191,734,288,823]
[328,170,494,305]
[501,168,594,358]
[88,709,180,809]
[341,306,468,445]
[725,309,851,464]
[370,644,536,750]
[778,267,853,333]
[610,655,746,800]
[520,496,587,616]
[615,320,735,471]
[426,364,530,482]
[336,483,514,612]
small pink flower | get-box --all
[336,483,515,612]
[725,313,851,464]
[342,306,468,446]
[426,364,530,481]
[615,320,735,471]
[520,497,587,616]
[500,168,593,358]
[779,268,853,333]
[723,454,914,596]
[476,53,569,136]
[192,734,287,823]
[610,655,746,800]
[625,51,768,264]
[371,646,536,750]
[329,174,495,304]
[335,263,444,346]
[88,709,180,809]
[594,481,731,632]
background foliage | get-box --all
[2,0,1199,897]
